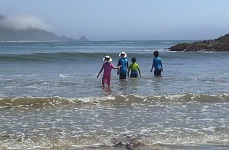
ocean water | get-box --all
[0,41,229,149]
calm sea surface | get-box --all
[0,41,229,149]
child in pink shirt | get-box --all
[97,56,120,87]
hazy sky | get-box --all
[0,0,229,41]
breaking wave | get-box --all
[0,93,228,109]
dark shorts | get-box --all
[154,70,161,76]
[119,73,127,79]
[130,71,138,78]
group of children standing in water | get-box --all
[97,51,163,88]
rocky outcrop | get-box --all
[78,35,90,42]
[169,34,229,51]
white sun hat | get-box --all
[119,52,127,58]
[103,55,112,62]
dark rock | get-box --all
[112,137,144,150]
[169,43,191,51]
[169,34,229,51]
[78,35,90,42]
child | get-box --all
[97,55,120,87]
[128,57,141,78]
[117,52,128,79]
[150,50,163,76]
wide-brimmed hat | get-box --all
[103,55,112,62]
[119,52,127,58]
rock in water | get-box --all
[169,34,229,51]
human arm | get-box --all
[117,59,121,66]
[161,61,163,71]
[127,66,131,77]
[97,67,103,78]
[113,63,121,70]
[150,64,153,72]
[151,59,155,72]
[137,64,141,76]
[114,65,121,69]
[138,68,141,76]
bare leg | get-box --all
[107,82,110,88]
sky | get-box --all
[0,0,229,41]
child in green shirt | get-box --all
[128,57,141,78]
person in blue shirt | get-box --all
[150,50,163,76]
[117,52,128,79]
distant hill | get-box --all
[0,14,76,42]
[0,26,76,42]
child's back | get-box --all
[151,51,163,76]
[128,57,141,78]
[97,55,120,87]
